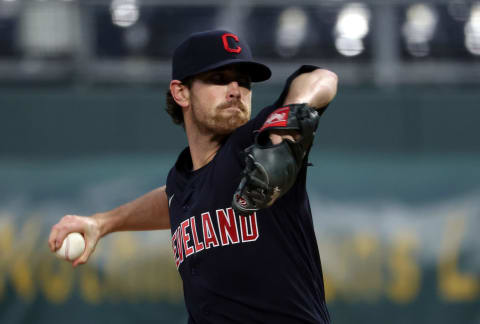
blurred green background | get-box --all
[1,0,480,323]
[1,84,479,324]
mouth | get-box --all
[223,106,243,112]
[220,102,246,113]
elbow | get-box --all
[317,69,338,102]
[315,68,338,82]
[284,68,339,108]
[326,71,339,104]
[309,68,338,108]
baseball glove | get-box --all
[232,103,320,216]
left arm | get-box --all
[232,68,338,215]
[283,68,338,108]
[270,68,338,144]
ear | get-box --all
[170,80,190,108]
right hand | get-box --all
[48,214,101,267]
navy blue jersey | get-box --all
[166,65,330,324]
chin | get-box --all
[215,121,245,135]
[212,112,249,134]
[217,119,248,135]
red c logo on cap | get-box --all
[222,33,242,53]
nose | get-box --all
[226,81,241,100]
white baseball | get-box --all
[55,232,85,261]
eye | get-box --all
[208,73,226,85]
[203,72,251,89]
[238,77,251,89]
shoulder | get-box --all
[166,147,191,196]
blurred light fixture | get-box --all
[335,37,364,57]
[18,0,80,58]
[465,3,480,55]
[448,0,470,21]
[402,3,438,57]
[0,0,20,18]
[110,0,139,28]
[275,6,308,58]
[334,3,371,57]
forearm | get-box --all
[283,68,338,109]
[270,69,337,144]
[93,186,171,238]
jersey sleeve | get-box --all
[229,65,321,150]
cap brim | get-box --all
[181,59,271,82]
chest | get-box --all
[167,146,263,266]
[169,149,242,224]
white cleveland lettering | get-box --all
[171,208,259,269]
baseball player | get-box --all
[49,30,338,323]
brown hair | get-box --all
[165,78,193,127]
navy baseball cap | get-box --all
[172,30,271,82]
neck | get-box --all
[186,128,225,171]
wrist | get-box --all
[91,212,109,238]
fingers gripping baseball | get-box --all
[48,214,101,267]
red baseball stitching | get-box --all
[65,236,70,261]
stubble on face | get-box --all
[215,99,250,132]
[191,99,250,135]
[189,70,252,135]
